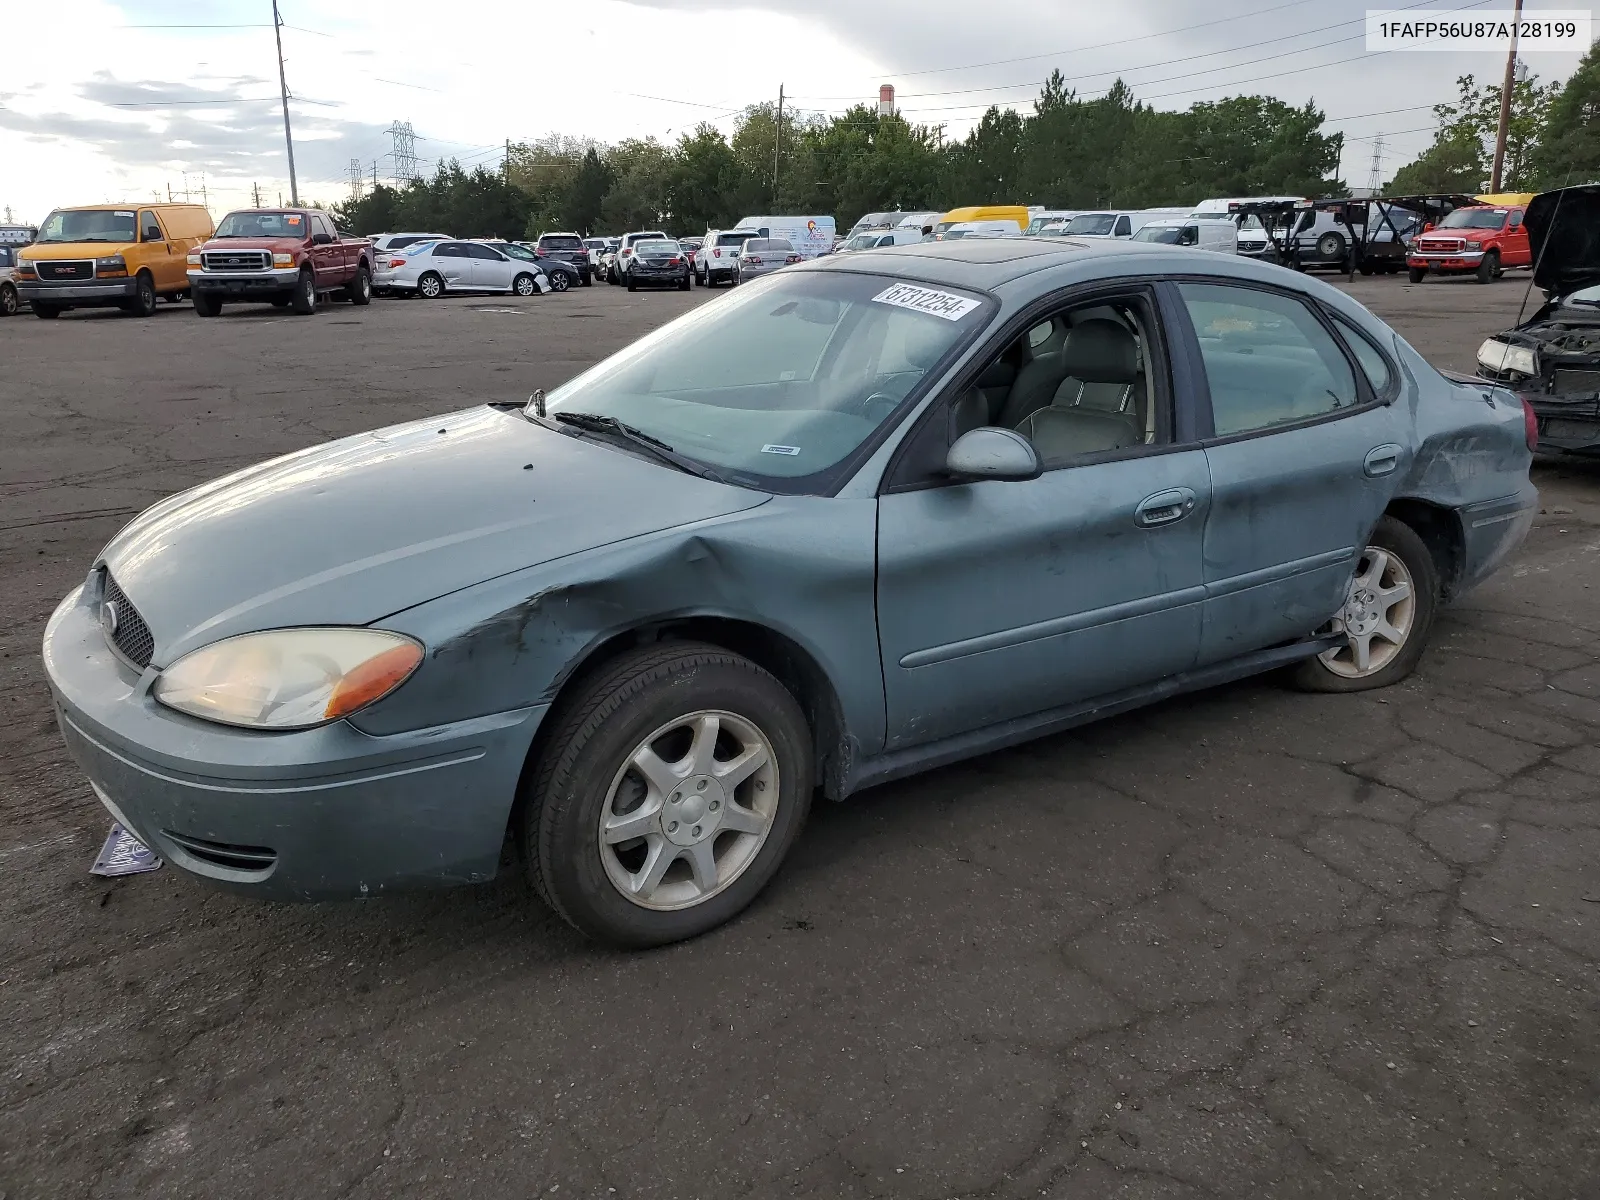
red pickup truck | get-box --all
[1407,204,1531,284]
[186,208,373,316]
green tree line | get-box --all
[334,53,1599,239]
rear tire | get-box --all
[1476,251,1500,284]
[1293,515,1439,693]
[550,271,570,293]
[520,641,813,948]
[1316,231,1346,261]
[581,269,592,287]
[345,265,372,305]
[627,275,637,292]
[31,303,62,319]
[679,275,691,291]
[417,271,444,300]
[290,267,316,314]
[191,291,222,318]
[1408,266,1426,283]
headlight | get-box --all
[1478,338,1536,376]
[94,255,128,276]
[153,628,423,730]
[272,252,294,266]
[187,253,202,266]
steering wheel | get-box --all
[860,391,900,422]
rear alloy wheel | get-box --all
[1476,250,1500,284]
[549,270,570,293]
[417,271,444,300]
[290,268,317,314]
[513,272,538,297]
[1294,516,1438,692]
[522,642,813,947]
[0,283,17,317]
[346,265,372,305]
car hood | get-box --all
[101,406,770,665]
[196,236,308,254]
[22,241,136,260]
[1527,184,1600,297]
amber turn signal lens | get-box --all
[324,641,424,720]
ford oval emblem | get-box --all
[100,600,120,638]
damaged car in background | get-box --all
[43,239,1537,949]
[1478,184,1600,456]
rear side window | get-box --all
[1179,283,1360,437]
[1330,315,1395,398]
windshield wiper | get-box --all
[547,411,725,482]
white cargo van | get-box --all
[1189,197,1306,259]
[734,215,837,259]
[1131,217,1238,254]
[1062,210,1175,239]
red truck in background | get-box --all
[186,208,373,316]
[1407,204,1531,284]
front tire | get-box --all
[521,642,814,948]
[549,270,570,293]
[290,268,316,314]
[1476,250,1500,284]
[513,272,538,297]
[1408,266,1426,283]
[126,271,157,317]
[0,282,17,317]
[1316,231,1346,262]
[191,290,222,318]
[1293,515,1439,693]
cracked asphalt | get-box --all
[3,273,1599,1200]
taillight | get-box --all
[745,256,762,265]
[786,254,801,263]
[667,257,680,265]
[389,257,406,268]
[622,248,632,256]
[712,248,721,257]
[1522,398,1539,453]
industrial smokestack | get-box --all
[878,84,895,117]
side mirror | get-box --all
[143,226,162,242]
[945,427,1041,482]
[312,232,333,245]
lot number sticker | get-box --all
[871,283,980,322]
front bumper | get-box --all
[42,582,546,901]
[188,267,301,296]
[1409,250,1485,269]
[17,278,138,304]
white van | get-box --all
[838,226,924,252]
[1131,217,1238,254]
[1025,210,1079,236]
[1062,210,1172,239]
[941,220,1022,240]
[734,215,837,259]
[1189,197,1306,259]
[896,211,941,233]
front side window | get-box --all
[544,272,991,489]
[1179,283,1360,437]
[138,210,163,242]
[1113,215,1132,237]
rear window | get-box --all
[746,239,793,252]
[715,231,757,248]
[539,235,584,248]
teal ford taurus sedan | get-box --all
[43,239,1537,946]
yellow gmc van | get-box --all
[929,205,1030,239]
[16,203,213,318]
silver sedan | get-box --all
[735,238,799,283]
[384,240,551,298]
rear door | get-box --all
[1170,280,1405,665]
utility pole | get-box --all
[252,181,262,207]
[504,138,511,181]
[372,161,379,192]
[772,84,784,208]
[272,0,300,204]
[1490,0,1524,193]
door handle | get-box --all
[1135,487,1197,528]
[1364,444,1402,477]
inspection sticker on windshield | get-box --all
[871,283,980,322]
[761,444,802,456]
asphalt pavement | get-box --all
[2,269,1598,1200]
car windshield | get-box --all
[1132,224,1185,243]
[543,272,990,490]
[845,234,879,249]
[1065,214,1117,235]
[1439,208,1509,230]
[1561,284,1600,307]
[213,211,308,239]
[35,208,137,244]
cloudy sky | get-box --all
[0,0,1589,224]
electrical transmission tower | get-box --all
[349,158,365,204]
[386,121,419,186]
[1366,135,1385,194]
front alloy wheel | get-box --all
[522,642,813,947]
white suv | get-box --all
[696,229,760,287]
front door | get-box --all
[875,290,1208,750]
[1172,281,1406,665]
[137,209,178,292]
[467,243,512,291]
[309,213,341,289]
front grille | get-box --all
[162,831,277,874]
[37,260,93,280]
[1553,370,1600,397]
[201,250,271,271]
[1417,238,1464,254]
[100,570,155,669]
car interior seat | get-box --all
[1014,319,1144,459]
